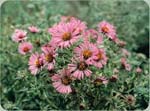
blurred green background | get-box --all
[1,0,149,56]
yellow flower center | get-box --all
[61,76,72,85]
[83,49,92,59]
[78,61,87,71]
[101,26,109,33]
[94,79,103,85]
[62,32,71,41]
[35,59,41,68]
[45,54,53,62]
[96,52,103,61]
[23,47,29,52]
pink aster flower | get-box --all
[41,44,56,71]
[136,67,142,73]
[84,29,103,44]
[74,41,98,64]
[60,16,87,34]
[51,68,72,94]
[90,48,108,68]
[98,21,117,41]
[68,57,92,79]
[48,39,59,49]
[125,64,131,71]
[94,76,108,85]
[121,48,130,57]
[125,95,136,106]
[121,57,126,65]
[113,68,119,74]
[12,29,27,42]
[28,52,44,75]
[28,26,40,33]
[48,22,81,48]
[41,43,56,51]
[18,42,33,55]
[115,38,126,47]
[60,16,76,23]
[69,17,87,34]
[121,57,131,71]
[109,74,118,82]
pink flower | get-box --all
[28,52,44,75]
[51,68,72,94]
[18,42,33,55]
[121,57,131,71]
[113,68,119,74]
[90,48,108,68]
[125,64,131,71]
[125,95,136,105]
[28,26,40,33]
[12,29,27,42]
[98,21,117,41]
[41,44,56,71]
[115,38,126,47]
[60,16,87,34]
[94,76,108,85]
[48,22,81,48]
[60,16,76,23]
[136,67,142,73]
[109,74,118,82]
[121,57,126,65]
[84,29,103,44]
[68,57,92,79]
[74,41,97,64]
[48,39,59,49]
[41,43,56,51]
[121,48,130,57]
[69,17,87,34]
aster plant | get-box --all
[9,16,148,110]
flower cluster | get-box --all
[11,16,142,94]
[11,26,40,55]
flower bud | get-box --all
[109,75,118,82]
